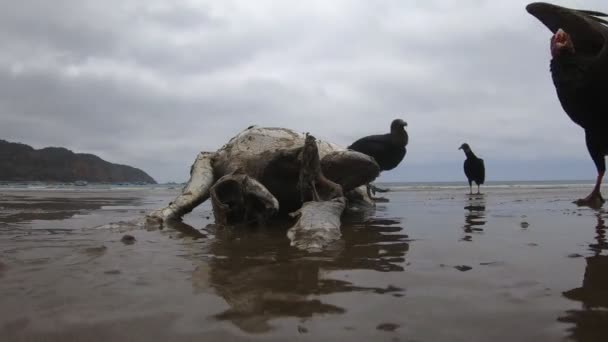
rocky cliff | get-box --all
[0,140,156,183]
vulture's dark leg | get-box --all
[468,180,473,195]
[576,134,606,208]
[366,183,388,202]
[369,184,390,193]
[476,184,481,195]
[366,184,377,200]
[576,169,605,206]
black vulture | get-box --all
[348,119,408,199]
[527,2,608,208]
[459,143,485,195]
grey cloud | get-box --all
[0,0,604,182]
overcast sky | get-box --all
[0,0,604,183]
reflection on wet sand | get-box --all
[462,194,486,242]
[0,193,140,227]
[560,212,608,342]
[195,215,409,333]
[162,219,207,239]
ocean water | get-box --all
[0,179,598,191]
[382,180,597,190]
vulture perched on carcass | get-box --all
[348,118,408,199]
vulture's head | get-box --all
[550,28,575,56]
[459,143,471,152]
[390,118,408,146]
[390,118,407,131]
[526,2,608,58]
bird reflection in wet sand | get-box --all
[191,216,410,333]
[559,211,608,341]
[462,194,486,242]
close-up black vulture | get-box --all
[348,118,408,199]
[527,2,608,208]
[459,143,485,195]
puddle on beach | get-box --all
[1,186,608,341]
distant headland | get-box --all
[0,139,156,184]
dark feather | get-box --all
[463,155,485,186]
[586,14,608,26]
[349,134,406,171]
[575,9,608,18]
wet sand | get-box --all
[1,185,607,341]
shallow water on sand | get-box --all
[1,185,607,341]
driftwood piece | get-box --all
[287,198,346,252]
[147,152,214,223]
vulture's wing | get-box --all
[527,2,608,61]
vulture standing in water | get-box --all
[348,119,408,199]
[459,143,485,195]
[527,2,608,208]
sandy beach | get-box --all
[1,183,607,341]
